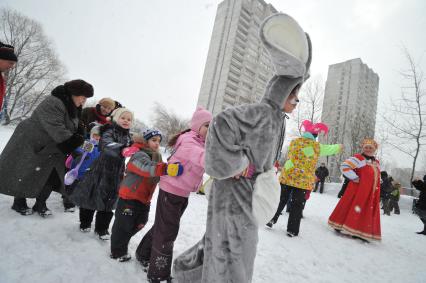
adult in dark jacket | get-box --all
[0,79,93,216]
[412,175,426,235]
[0,41,18,112]
[314,163,329,193]
[80,97,115,132]
[381,171,394,215]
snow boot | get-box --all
[148,277,173,283]
[110,253,131,262]
[266,218,277,228]
[415,230,426,235]
[95,230,110,240]
[32,202,52,217]
[80,227,91,233]
[11,198,33,216]
[286,231,297,237]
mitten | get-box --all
[241,163,256,179]
[165,162,184,177]
[121,146,139,157]
[57,133,84,155]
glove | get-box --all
[165,162,184,177]
[82,140,94,153]
[121,146,139,157]
[57,133,84,155]
[241,163,255,179]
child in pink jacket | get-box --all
[136,107,212,283]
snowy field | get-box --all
[0,126,425,283]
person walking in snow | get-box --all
[381,171,394,215]
[0,80,93,217]
[388,178,400,215]
[266,120,342,237]
[0,41,17,116]
[314,162,329,193]
[411,175,426,235]
[172,13,311,283]
[70,107,133,240]
[109,129,183,262]
[135,106,212,283]
[328,138,381,242]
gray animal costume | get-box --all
[173,13,312,282]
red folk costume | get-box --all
[328,152,381,241]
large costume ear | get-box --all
[260,13,311,78]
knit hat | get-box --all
[109,107,134,122]
[90,125,101,136]
[98,98,115,109]
[190,106,213,133]
[64,79,94,98]
[143,129,162,142]
[0,42,17,62]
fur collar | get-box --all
[51,85,81,119]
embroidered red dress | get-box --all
[328,154,381,241]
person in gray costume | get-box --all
[173,13,312,283]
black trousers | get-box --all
[79,207,113,232]
[337,179,349,198]
[13,169,60,209]
[314,180,325,193]
[136,189,188,281]
[110,198,150,257]
[272,184,306,235]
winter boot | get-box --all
[286,231,297,237]
[110,253,131,262]
[415,230,426,235]
[95,230,110,241]
[64,206,76,213]
[148,277,173,283]
[11,198,33,216]
[266,218,277,228]
[80,227,91,233]
[32,202,52,217]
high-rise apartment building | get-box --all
[320,58,379,181]
[197,0,277,115]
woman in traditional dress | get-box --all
[328,138,381,241]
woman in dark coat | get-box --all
[0,79,94,216]
[412,175,426,235]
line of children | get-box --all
[109,129,183,262]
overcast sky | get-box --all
[2,0,426,168]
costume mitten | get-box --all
[241,164,256,179]
[121,146,139,157]
[82,140,94,152]
[57,133,84,154]
[165,163,184,177]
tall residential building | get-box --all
[197,0,277,115]
[320,58,380,181]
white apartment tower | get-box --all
[320,58,379,181]
[197,0,277,115]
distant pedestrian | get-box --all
[411,175,426,235]
[314,163,329,193]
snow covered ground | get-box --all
[0,126,425,283]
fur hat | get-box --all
[64,79,94,98]
[190,106,213,133]
[98,98,115,109]
[108,107,134,122]
[143,129,162,142]
[0,42,17,62]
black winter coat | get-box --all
[70,123,131,211]
[315,166,329,181]
[412,178,426,210]
[0,87,83,198]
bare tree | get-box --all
[151,102,189,144]
[383,46,426,184]
[0,8,66,125]
[292,76,324,135]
